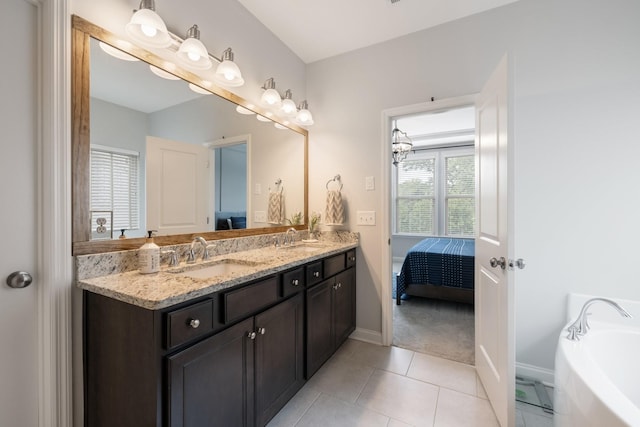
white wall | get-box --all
[306,0,640,371]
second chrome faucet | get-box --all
[186,236,215,263]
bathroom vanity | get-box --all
[79,240,356,427]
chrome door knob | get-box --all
[6,271,33,289]
[189,319,200,329]
[489,257,507,270]
[509,258,526,270]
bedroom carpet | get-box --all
[393,296,475,366]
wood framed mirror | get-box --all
[72,15,308,255]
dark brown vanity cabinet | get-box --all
[83,249,354,427]
[305,250,356,378]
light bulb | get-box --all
[140,24,157,37]
[187,51,200,62]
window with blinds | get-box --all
[394,147,474,237]
[90,145,140,231]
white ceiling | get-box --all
[238,0,520,63]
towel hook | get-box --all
[326,174,343,191]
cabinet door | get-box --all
[167,317,254,427]
[306,279,334,378]
[333,267,356,349]
[255,293,305,426]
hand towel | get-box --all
[268,192,283,224]
[324,190,344,225]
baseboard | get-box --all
[349,327,383,345]
[516,362,554,387]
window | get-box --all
[90,145,140,231]
[394,147,474,237]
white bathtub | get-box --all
[554,297,640,427]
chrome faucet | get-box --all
[284,227,298,246]
[566,297,632,341]
[186,236,213,263]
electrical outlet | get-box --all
[254,211,266,223]
[365,176,375,191]
[357,210,376,225]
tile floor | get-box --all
[267,339,553,427]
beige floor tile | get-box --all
[476,376,488,399]
[434,388,499,427]
[356,369,439,426]
[407,352,477,396]
[266,383,321,427]
[305,353,375,403]
[296,393,390,427]
[344,340,415,375]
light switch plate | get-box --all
[254,183,262,195]
[357,210,376,225]
[254,211,266,223]
[365,176,375,191]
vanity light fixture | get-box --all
[177,25,213,70]
[214,48,244,87]
[99,41,139,61]
[280,89,297,117]
[149,64,179,80]
[188,81,213,95]
[294,100,314,126]
[261,78,282,107]
[125,0,171,48]
[236,104,255,115]
[391,123,413,166]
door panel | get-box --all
[475,55,514,427]
[0,1,38,425]
[146,136,210,235]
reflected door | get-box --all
[147,136,210,235]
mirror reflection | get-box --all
[87,36,305,241]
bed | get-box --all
[396,237,475,305]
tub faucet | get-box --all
[566,298,632,341]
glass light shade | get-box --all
[257,112,274,122]
[99,42,139,61]
[188,82,213,95]
[295,108,314,126]
[236,105,255,115]
[125,9,171,48]
[177,38,212,70]
[214,60,244,87]
[275,122,289,130]
[149,65,179,80]
[261,88,281,107]
[281,98,297,116]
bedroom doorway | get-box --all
[385,97,477,365]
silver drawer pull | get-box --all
[257,327,266,335]
[349,256,356,262]
[292,279,300,286]
[189,319,200,329]
[313,271,320,278]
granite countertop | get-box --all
[77,240,358,310]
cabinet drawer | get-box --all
[324,253,345,278]
[346,250,356,268]
[224,276,279,324]
[305,261,323,287]
[282,267,305,297]
[166,300,214,349]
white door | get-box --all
[0,0,39,425]
[475,55,514,427]
[146,136,210,235]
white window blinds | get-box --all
[90,145,140,231]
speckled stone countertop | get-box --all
[77,234,358,310]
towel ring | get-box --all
[326,174,343,191]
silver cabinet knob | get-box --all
[257,327,266,335]
[189,319,200,329]
[489,257,507,270]
[292,279,300,286]
[247,331,257,340]
[6,271,33,289]
[313,271,320,278]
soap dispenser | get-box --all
[139,230,160,274]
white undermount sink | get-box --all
[171,259,262,279]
